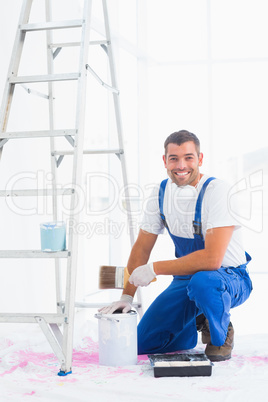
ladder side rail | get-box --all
[102,0,143,317]
[0,0,33,159]
[45,0,62,316]
[61,0,93,374]
[102,0,135,247]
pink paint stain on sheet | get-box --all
[24,391,36,396]
[1,336,145,378]
[203,386,234,392]
[28,379,47,384]
[13,338,99,370]
[0,338,14,348]
[0,339,99,379]
[138,355,149,363]
[105,368,135,378]
[58,377,78,383]
[0,361,28,377]
[232,354,268,368]
[71,337,100,368]
[72,350,99,367]
[14,350,57,367]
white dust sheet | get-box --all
[0,314,267,402]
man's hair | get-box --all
[164,130,200,155]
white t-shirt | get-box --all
[140,174,247,267]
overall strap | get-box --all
[159,178,169,230]
[193,177,216,240]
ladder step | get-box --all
[0,250,70,258]
[0,313,66,324]
[73,301,142,309]
[9,73,80,84]
[1,129,77,139]
[52,148,124,156]
[49,40,109,49]
[0,188,74,197]
[20,19,84,32]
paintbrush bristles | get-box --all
[99,265,117,289]
[99,265,157,289]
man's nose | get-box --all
[176,159,186,170]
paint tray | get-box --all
[148,353,212,377]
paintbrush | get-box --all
[99,265,157,289]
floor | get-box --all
[0,273,267,401]
[1,311,268,402]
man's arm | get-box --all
[153,226,235,276]
[123,229,158,297]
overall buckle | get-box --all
[193,220,202,237]
[160,213,169,230]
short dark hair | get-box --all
[164,130,200,155]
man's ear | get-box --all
[198,152,204,166]
[163,154,167,168]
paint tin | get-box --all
[95,310,137,366]
[40,221,66,252]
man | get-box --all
[99,130,252,361]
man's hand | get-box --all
[129,262,157,287]
[98,294,133,314]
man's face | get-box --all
[163,141,203,187]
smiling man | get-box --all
[163,139,203,187]
[99,130,253,361]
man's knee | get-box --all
[187,270,225,304]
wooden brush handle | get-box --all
[124,267,157,288]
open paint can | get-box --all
[95,310,137,367]
[40,221,66,252]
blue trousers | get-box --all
[137,267,252,355]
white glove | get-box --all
[98,294,133,314]
[129,263,156,287]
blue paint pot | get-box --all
[40,221,66,252]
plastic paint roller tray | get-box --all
[148,353,213,377]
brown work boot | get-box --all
[196,315,211,344]
[201,319,211,344]
[205,321,234,362]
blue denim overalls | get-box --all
[137,177,252,355]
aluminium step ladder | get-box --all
[0,0,142,375]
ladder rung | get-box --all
[73,301,142,309]
[1,129,77,139]
[0,313,66,324]
[20,19,84,32]
[9,73,80,84]
[49,40,109,49]
[90,40,109,46]
[0,250,70,258]
[0,188,74,197]
[50,42,81,49]
[52,148,124,156]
